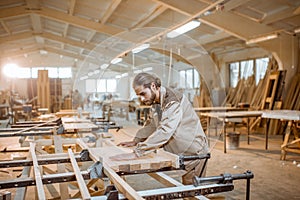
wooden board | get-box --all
[89,146,179,172]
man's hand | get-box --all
[109,152,138,161]
[117,141,137,147]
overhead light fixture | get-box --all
[80,75,88,80]
[110,57,122,64]
[94,69,100,74]
[134,69,142,74]
[167,20,201,38]
[88,71,94,76]
[100,63,109,69]
[143,67,153,72]
[132,43,150,54]
[294,27,300,34]
[246,33,278,45]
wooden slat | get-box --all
[76,139,144,200]
[53,129,69,200]
[89,146,179,172]
[68,148,91,199]
[29,143,46,200]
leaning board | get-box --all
[89,146,179,172]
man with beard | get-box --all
[117,72,209,184]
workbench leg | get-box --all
[206,116,211,147]
[265,118,270,150]
[280,121,292,160]
[247,117,250,145]
[224,122,227,154]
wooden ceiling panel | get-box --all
[5,15,31,34]
[41,16,65,36]
[89,32,110,45]
[145,9,186,28]
[0,0,299,71]
[107,0,160,29]
[40,0,69,13]
[66,24,92,42]
[74,0,109,21]
[0,0,25,8]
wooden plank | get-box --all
[29,142,46,200]
[68,148,90,199]
[88,146,179,172]
[53,129,69,200]
[76,139,144,200]
[103,162,144,200]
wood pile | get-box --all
[223,57,280,109]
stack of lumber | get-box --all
[222,57,281,109]
[282,73,300,110]
[89,146,179,172]
[37,70,50,111]
[193,81,213,108]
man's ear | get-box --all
[151,82,156,89]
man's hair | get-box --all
[133,72,161,89]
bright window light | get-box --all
[58,67,72,78]
[45,67,58,78]
[17,67,31,78]
[3,63,19,78]
[167,20,201,38]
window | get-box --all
[91,78,117,93]
[256,58,269,84]
[97,79,106,93]
[229,57,269,87]
[179,68,200,88]
[86,79,96,93]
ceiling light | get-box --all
[94,69,100,74]
[3,63,19,78]
[88,72,94,76]
[110,57,122,64]
[143,67,153,72]
[134,69,142,74]
[100,63,109,69]
[40,50,48,55]
[294,27,300,34]
[167,20,201,38]
[80,75,88,80]
[246,33,278,45]
[115,75,121,79]
[132,43,150,54]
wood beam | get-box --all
[0,20,11,35]
[261,7,299,24]
[199,11,277,40]
[101,0,122,24]
[0,6,123,35]
[25,0,40,9]
[0,46,40,58]
[133,5,167,28]
[39,7,122,35]
[30,13,42,33]
[223,0,251,11]
[68,0,76,15]
[68,149,90,200]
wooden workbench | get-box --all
[261,110,300,160]
[201,110,263,153]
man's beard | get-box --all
[144,90,156,105]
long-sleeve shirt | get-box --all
[133,86,208,157]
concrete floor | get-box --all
[124,126,300,200]
[0,117,300,199]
